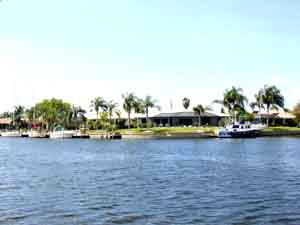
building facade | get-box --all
[150,112,228,127]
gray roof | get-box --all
[152,111,219,118]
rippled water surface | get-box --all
[1,137,300,224]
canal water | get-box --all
[1,137,300,225]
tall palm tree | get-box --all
[250,89,265,113]
[13,105,25,129]
[122,93,136,129]
[133,98,144,128]
[214,87,248,122]
[106,100,119,127]
[292,102,300,127]
[25,107,35,129]
[114,110,122,126]
[90,97,107,120]
[70,105,86,128]
[143,95,160,125]
[193,104,211,127]
[250,89,265,123]
[0,111,12,119]
[182,97,191,110]
[261,85,284,127]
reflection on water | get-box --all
[0,137,300,224]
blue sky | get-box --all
[0,0,300,114]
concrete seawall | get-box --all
[122,132,217,139]
[260,130,300,137]
[122,130,300,139]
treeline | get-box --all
[0,94,160,131]
[1,85,300,131]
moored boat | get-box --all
[72,131,90,139]
[49,126,75,139]
[1,131,22,137]
[219,122,265,138]
[28,130,49,138]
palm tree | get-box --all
[122,93,136,129]
[106,100,119,127]
[250,89,265,113]
[214,87,248,122]
[250,89,265,123]
[0,111,12,119]
[13,105,25,129]
[193,104,211,127]
[261,85,284,127]
[25,107,35,129]
[142,95,160,125]
[114,110,122,126]
[90,97,107,120]
[70,105,86,128]
[182,97,191,110]
[133,98,144,128]
[292,102,300,127]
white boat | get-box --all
[1,131,22,137]
[28,130,48,138]
[49,126,75,139]
[219,122,265,138]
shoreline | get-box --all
[1,129,300,139]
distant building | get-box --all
[255,110,296,126]
[150,111,228,127]
[0,118,12,130]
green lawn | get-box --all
[264,127,300,132]
[116,127,219,135]
[87,126,300,136]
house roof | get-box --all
[152,111,225,118]
[0,118,12,125]
[256,111,295,119]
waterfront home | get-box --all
[0,118,12,130]
[255,110,296,126]
[150,111,229,127]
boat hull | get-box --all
[1,131,22,137]
[50,131,74,139]
[28,131,49,138]
[219,130,260,138]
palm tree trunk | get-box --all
[136,114,140,128]
[198,115,201,127]
[267,107,270,127]
[146,108,149,126]
[109,113,112,128]
[128,113,131,129]
[96,111,99,129]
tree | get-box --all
[34,98,72,131]
[69,105,87,129]
[25,107,35,129]
[13,105,25,129]
[193,104,211,127]
[90,97,107,120]
[133,98,145,128]
[182,97,191,110]
[261,85,285,127]
[122,93,136,129]
[250,89,265,113]
[142,95,160,126]
[106,100,119,127]
[292,103,300,127]
[0,111,12,119]
[214,87,248,122]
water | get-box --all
[1,137,300,225]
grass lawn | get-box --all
[87,126,300,136]
[116,127,219,135]
[264,126,300,132]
